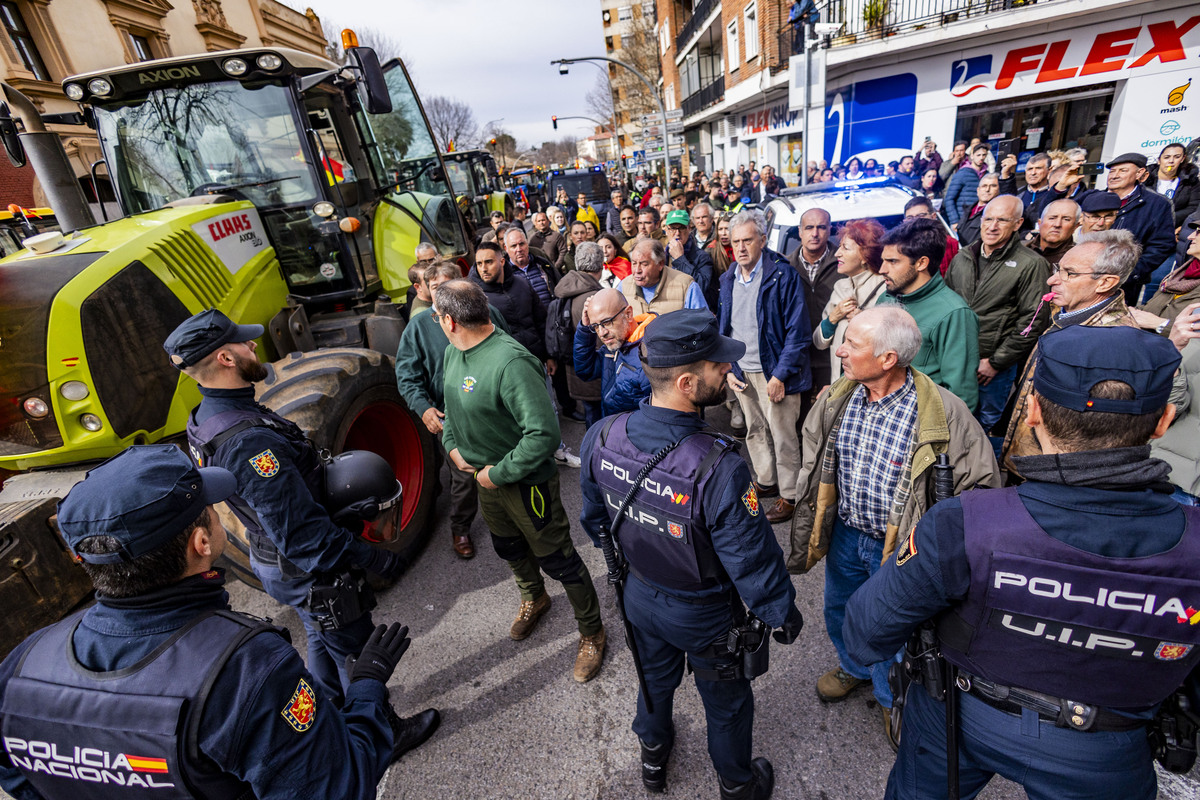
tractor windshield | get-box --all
[94,81,321,214]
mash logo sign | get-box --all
[4,737,175,788]
[191,208,268,275]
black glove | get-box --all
[772,605,804,645]
[346,623,411,684]
[358,546,407,582]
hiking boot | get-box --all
[510,592,551,640]
[764,497,795,523]
[816,666,866,702]
[753,482,779,498]
[385,706,441,762]
[718,757,774,800]
[573,626,606,683]
[640,738,672,793]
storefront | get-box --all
[807,2,1197,183]
[702,91,804,182]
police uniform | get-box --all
[0,446,394,800]
[579,311,802,796]
[164,310,395,706]
[843,325,1200,800]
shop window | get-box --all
[744,2,758,60]
[727,19,739,71]
[0,1,49,80]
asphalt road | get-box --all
[220,407,1200,800]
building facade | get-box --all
[601,0,663,163]
[0,0,327,208]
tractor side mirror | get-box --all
[0,103,27,168]
[347,47,392,115]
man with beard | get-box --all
[579,310,804,799]
[163,310,439,754]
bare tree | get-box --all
[610,7,662,127]
[585,73,616,130]
[320,17,413,69]
[530,138,580,168]
[425,96,479,151]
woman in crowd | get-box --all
[812,218,888,383]
[1147,143,1200,233]
[844,157,865,181]
[715,213,735,272]
[920,168,943,200]
[596,232,632,288]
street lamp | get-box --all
[552,55,672,174]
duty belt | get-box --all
[958,672,1148,732]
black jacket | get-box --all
[786,245,839,387]
[1148,162,1200,230]
[1113,183,1177,281]
[469,266,548,361]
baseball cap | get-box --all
[664,209,691,228]
[57,444,237,564]
[163,309,264,369]
[640,309,746,368]
[1080,191,1121,213]
[1105,152,1148,170]
[1033,326,1180,415]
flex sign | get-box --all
[948,13,1200,101]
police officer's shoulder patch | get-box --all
[249,449,280,478]
[896,525,918,566]
[281,678,317,732]
[741,484,760,516]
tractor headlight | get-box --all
[312,201,336,218]
[79,414,103,432]
[64,83,84,101]
[59,381,90,401]
[222,58,248,77]
[23,397,49,418]
[256,54,283,71]
[87,78,113,98]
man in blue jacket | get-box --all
[573,287,652,416]
[719,209,811,523]
[1105,152,1177,304]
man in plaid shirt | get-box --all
[788,306,999,748]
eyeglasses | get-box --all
[587,309,627,332]
[1050,265,1101,280]
[430,309,445,322]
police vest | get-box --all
[592,413,735,592]
[1,610,283,800]
[938,488,1200,708]
[187,407,325,572]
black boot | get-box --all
[385,705,441,762]
[639,738,671,793]
[718,757,774,800]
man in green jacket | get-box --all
[395,261,510,560]
[946,194,1052,444]
[435,280,606,684]
[877,217,980,412]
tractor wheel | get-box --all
[217,348,436,590]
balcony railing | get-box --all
[813,0,1059,46]
[681,75,724,118]
[675,0,718,54]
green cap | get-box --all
[664,209,691,227]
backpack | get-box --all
[545,295,576,362]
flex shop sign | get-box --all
[739,103,800,137]
[947,13,1200,103]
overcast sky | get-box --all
[296,0,608,149]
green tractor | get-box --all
[0,39,471,655]
[441,149,512,237]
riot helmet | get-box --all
[324,450,403,541]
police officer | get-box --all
[579,310,804,800]
[0,445,411,799]
[843,324,1200,800]
[163,309,438,753]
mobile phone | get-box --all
[1078,162,1105,176]
[925,136,932,142]
[997,138,1019,158]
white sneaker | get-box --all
[554,446,582,468]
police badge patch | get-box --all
[281,678,317,732]
[1155,642,1194,661]
[668,521,684,539]
[741,485,759,516]
[249,449,280,478]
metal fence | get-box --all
[818,0,1056,44]
[675,0,719,54]
[681,75,725,118]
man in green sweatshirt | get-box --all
[435,280,606,684]
[877,217,981,413]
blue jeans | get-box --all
[976,362,1018,455]
[254,558,376,707]
[886,683,1155,800]
[1171,485,1200,506]
[624,575,755,786]
[824,518,893,707]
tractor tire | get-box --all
[216,348,436,591]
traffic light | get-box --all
[488,137,497,147]
[621,154,628,168]
[552,115,558,130]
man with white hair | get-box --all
[719,209,812,523]
[788,306,999,746]
[620,238,707,315]
[1027,198,1080,266]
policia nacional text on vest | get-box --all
[1,610,283,799]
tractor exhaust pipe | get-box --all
[1,82,95,233]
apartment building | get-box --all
[600,0,662,160]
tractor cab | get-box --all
[70,46,469,310]
[440,149,511,237]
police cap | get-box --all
[58,444,236,564]
[640,309,746,368]
[1033,325,1180,415]
[163,308,264,369]
[1080,191,1121,213]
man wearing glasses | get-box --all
[1077,191,1121,236]
[946,194,1053,451]
[1000,230,1141,474]
[572,287,653,418]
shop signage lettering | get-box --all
[740,103,799,136]
[950,15,1200,97]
